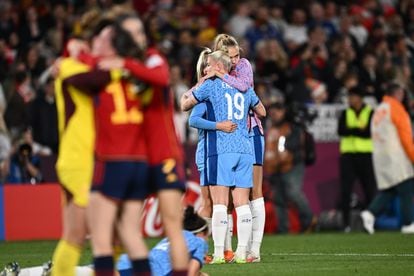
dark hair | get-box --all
[183,206,208,234]
[112,23,142,59]
[114,14,145,59]
[348,85,365,97]
[386,82,403,95]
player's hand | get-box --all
[203,70,215,80]
[216,120,237,133]
[98,56,125,70]
[50,57,62,78]
[67,39,89,58]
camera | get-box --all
[289,102,317,128]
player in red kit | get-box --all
[98,14,189,275]
[63,22,152,276]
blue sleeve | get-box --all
[193,79,212,102]
[189,236,208,267]
[189,103,216,130]
[248,88,260,108]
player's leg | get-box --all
[88,161,132,276]
[208,154,235,263]
[87,192,118,275]
[158,189,188,272]
[232,187,252,263]
[209,184,230,263]
[224,192,234,262]
[232,153,254,263]
[52,201,87,276]
[248,165,265,262]
[52,171,90,276]
[248,134,265,261]
[116,199,150,275]
[152,159,189,274]
[198,181,213,234]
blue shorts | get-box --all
[92,160,149,200]
[148,158,186,193]
[198,168,208,186]
[207,153,253,188]
[250,126,265,166]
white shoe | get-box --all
[246,252,261,263]
[360,210,375,234]
[401,223,414,234]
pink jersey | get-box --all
[222,58,264,135]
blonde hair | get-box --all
[209,50,231,72]
[213,33,239,52]
[196,47,212,81]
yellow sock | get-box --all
[113,244,124,264]
[51,240,82,276]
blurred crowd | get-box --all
[0,0,413,186]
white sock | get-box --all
[224,214,233,251]
[212,204,228,258]
[235,204,252,259]
[250,197,265,256]
[202,216,212,236]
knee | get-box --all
[65,225,86,246]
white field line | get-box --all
[270,252,414,257]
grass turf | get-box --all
[1,232,414,275]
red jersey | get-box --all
[124,48,184,165]
[94,79,146,160]
[64,70,147,161]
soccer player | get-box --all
[51,40,95,276]
[181,50,266,263]
[188,48,237,235]
[211,33,266,263]
[63,23,151,275]
[97,14,189,274]
[117,206,210,276]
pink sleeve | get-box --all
[222,58,253,92]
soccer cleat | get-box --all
[41,260,53,276]
[246,252,261,263]
[224,250,235,263]
[233,256,247,264]
[0,261,20,276]
[360,210,375,234]
[209,257,226,264]
[401,223,414,234]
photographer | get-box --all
[264,101,316,233]
[6,142,42,184]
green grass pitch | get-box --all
[1,232,414,275]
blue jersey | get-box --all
[150,230,208,276]
[117,230,208,276]
[193,78,259,156]
[188,103,215,171]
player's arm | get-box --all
[249,88,266,118]
[124,56,169,87]
[189,104,237,133]
[252,100,266,118]
[188,259,204,276]
[98,55,169,87]
[216,58,253,92]
[181,93,198,112]
[63,69,123,94]
[182,80,212,111]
